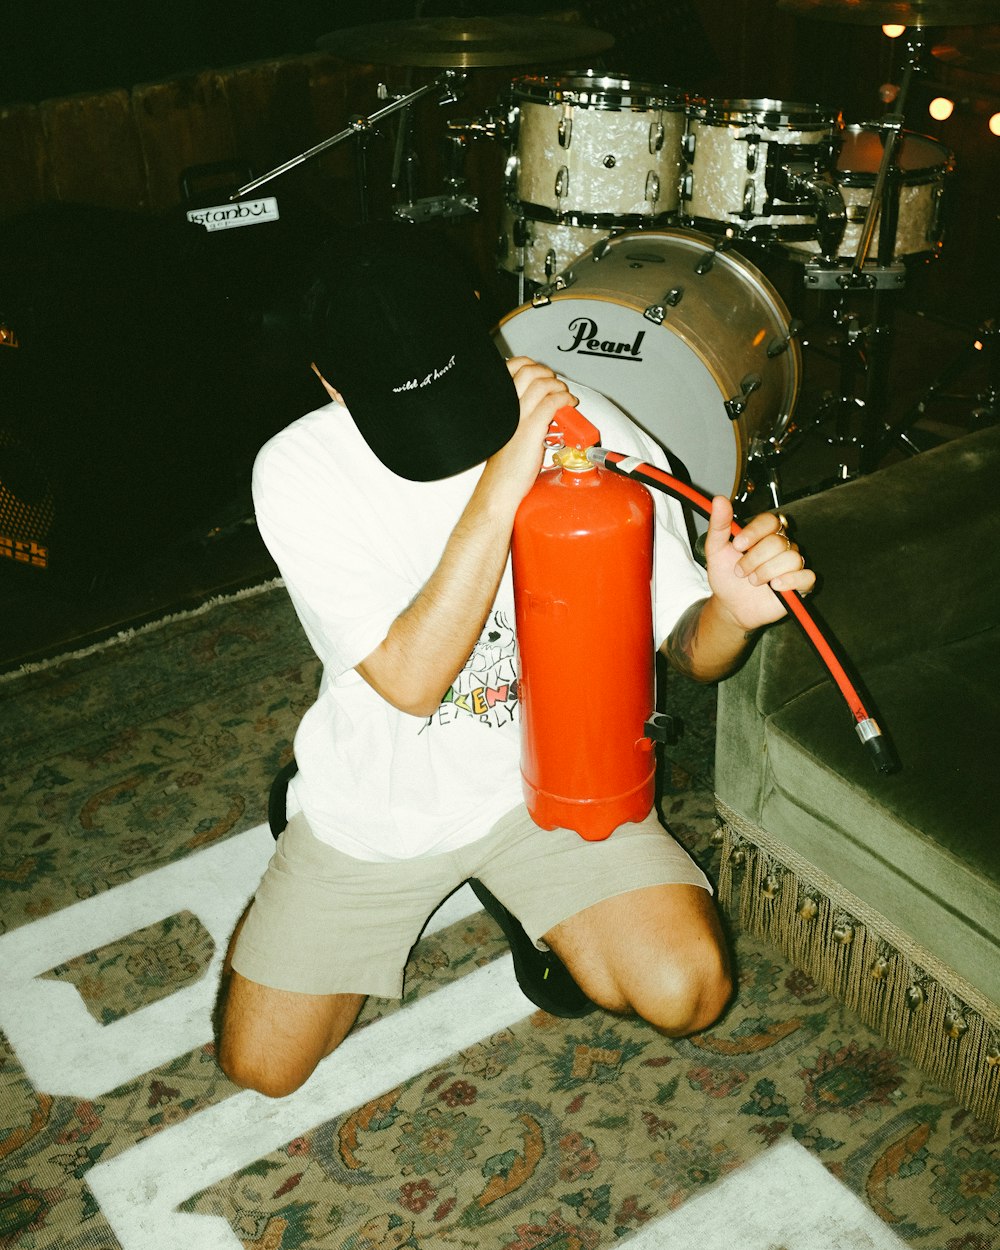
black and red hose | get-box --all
[585,444,898,776]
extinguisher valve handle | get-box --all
[644,712,684,745]
[547,406,602,451]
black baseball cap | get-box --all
[301,224,519,481]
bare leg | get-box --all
[542,883,732,1036]
[215,905,365,1098]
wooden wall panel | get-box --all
[303,55,383,196]
[224,55,320,184]
[131,71,237,212]
[0,103,49,219]
[38,90,147,213]
[0,54,445,227]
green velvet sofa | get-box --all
[713,422,1000,1132]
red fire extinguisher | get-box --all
[512,407,659,841]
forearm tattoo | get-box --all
[663,599,705,679]
[663,598,757,680]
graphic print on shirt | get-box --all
[430,610,519,729]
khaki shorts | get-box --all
[231,804,712,999]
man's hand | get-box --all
[704,496,816,633]
[477,358,578,509]
[662,498,816,683]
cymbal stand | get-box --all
[229,71,466,216]
[392,75,481,223]
[795,30,928,478]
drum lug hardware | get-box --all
[644,279,685,323]
[681,172,693,201]
[767,319,803,358]
[744,133,760,173]
[555,165,569,199]
[682,131,696,161]
[695,237,731,274]
[531,272,575,306]
[544,248,558,279]
[602,155,617,169]
[649,121,664,154]
[592,237,613,262]
[741,178,756,219]
[558,115,573,149]
[645,171,661,204]
[726,374,762,420]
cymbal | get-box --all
[318,16,615,67]
[933,30,1000,74]
[777,0,998,25]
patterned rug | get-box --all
[1,584,997,1250]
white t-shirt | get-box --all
[252,381,709,861]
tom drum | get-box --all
[784,125,954,262]
[683,98,842,244]
[506,73,688,226]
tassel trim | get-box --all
[715,798,1000,1134]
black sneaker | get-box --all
[468,879,597,1018]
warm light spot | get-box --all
[974,340,984,352]
[928,97,954,121]
[989,113,1000,137]
[753,329,766,347]
[882,24,905,37]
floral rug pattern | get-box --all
[0,585,996,1249]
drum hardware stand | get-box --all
[784,287,903,486]
[228,71,468,218]
[789,29,932,480]
[392,77,486,223]
[890,314,999,451]
[744,435,787,510]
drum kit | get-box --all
[235,1,997,509]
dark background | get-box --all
[0,1,996,669]
[0,2,719,106]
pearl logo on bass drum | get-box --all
[558,317,646,362]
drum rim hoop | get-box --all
[837,125,955,181]
[509,203,677,229]
[511,71,688,111]
[694,97,837,128]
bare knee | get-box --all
[638,949,733,1037]
[215,971,363,1099]
[218,1034,321,1100]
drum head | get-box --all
[837,126,954,183]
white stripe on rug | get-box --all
[620,1137,911,1249]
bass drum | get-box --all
[495,228,800,502]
